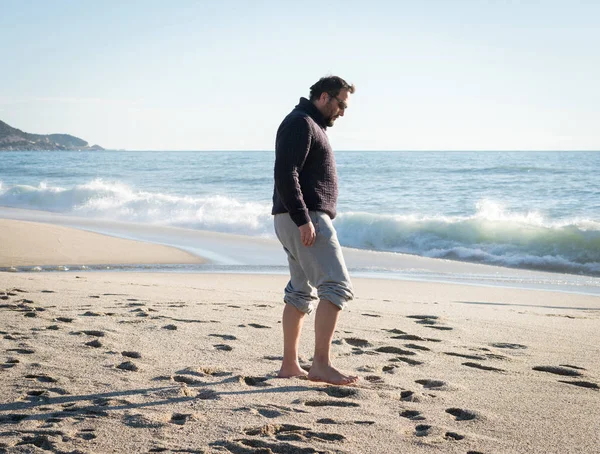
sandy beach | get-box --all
[1,219,600,453]
[0,219,204,268]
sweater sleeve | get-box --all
[274,117,312,227]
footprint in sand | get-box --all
[532,366,583,377]
[123,414,165,429]
[445,431,465,440]
[415,424,433,437]
[400,390,419,402]
[16,435,57,451]
[305,400,360,408]
[404,344,431,351]
[407,315,439,321]
[55,317,74,323]
[122,351,142,359]
[82,311,103,316]
[446,408,477,421]
[384,328,407,335]
[242,376,272,387]
[7,348,35,355]
[173,375,203,385]
[214,344,233,351]
[445,352,486,361]
[391,334,425,341]
[391,357,424,366]
[116,361,139,372]
[559,364,587,371]
[400,410,425,421]
[26,389,48,398]
[244,423,309,436]
[25,374,58,383]
[344,337,372,348]
[558,380,599,390]
[244,423,346,442]
[406,315,453,330]
[491,342,527,350]
[375,346,416,355]
[2,358,20,369]
[81,330,105,337]
[209,333,238,341]
[383,365,399,373]
[361,313,381,318]
[170,413,197,425]
[162,324,177,330]
[425,325,453,331]
[256,407,284,418]
[364,375,385,383]
[415,379,446,389]
[485,353,509,360]
[463,362,506,372]
[263,355,284,361]
[85,339,102,348]
[206,368,232,377]
[248,323,271,329]
[317,418,339,424]
[321,387,359,398]
[76,429,97,440]
[317,418,375,426]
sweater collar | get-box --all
[296,97,328,130]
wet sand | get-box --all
[0,219,204,267]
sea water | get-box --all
[1,150,599,277]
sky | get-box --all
[1,0,599,151]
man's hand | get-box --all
[299,222,316,247]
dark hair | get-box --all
[309,76,355,101]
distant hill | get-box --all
[0,119,104,151]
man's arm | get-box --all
[274,117,316,246]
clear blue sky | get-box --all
[1,0,598,150]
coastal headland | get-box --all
[0,119,103,151]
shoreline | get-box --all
[1,209,600,296]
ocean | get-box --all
[1,150,599,277]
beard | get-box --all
[325,115,338,127]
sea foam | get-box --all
[0,179,273,236]
[1,180,599,275]
[334,201,600,275]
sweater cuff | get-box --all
[290,210,311,227]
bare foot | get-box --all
[307,363,359,385]
[277,363,309,379]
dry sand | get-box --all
[0,219,204,267]
[1,221,600,453]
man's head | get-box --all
[309,76,355,127]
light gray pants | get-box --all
[274,211,353,314]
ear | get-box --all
[319,92,330,104]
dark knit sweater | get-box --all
[272,98,338,227]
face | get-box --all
[320,88,350,127]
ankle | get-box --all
[311,356,331,367]
[282,357,301,367]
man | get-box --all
[272,76,358,386]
